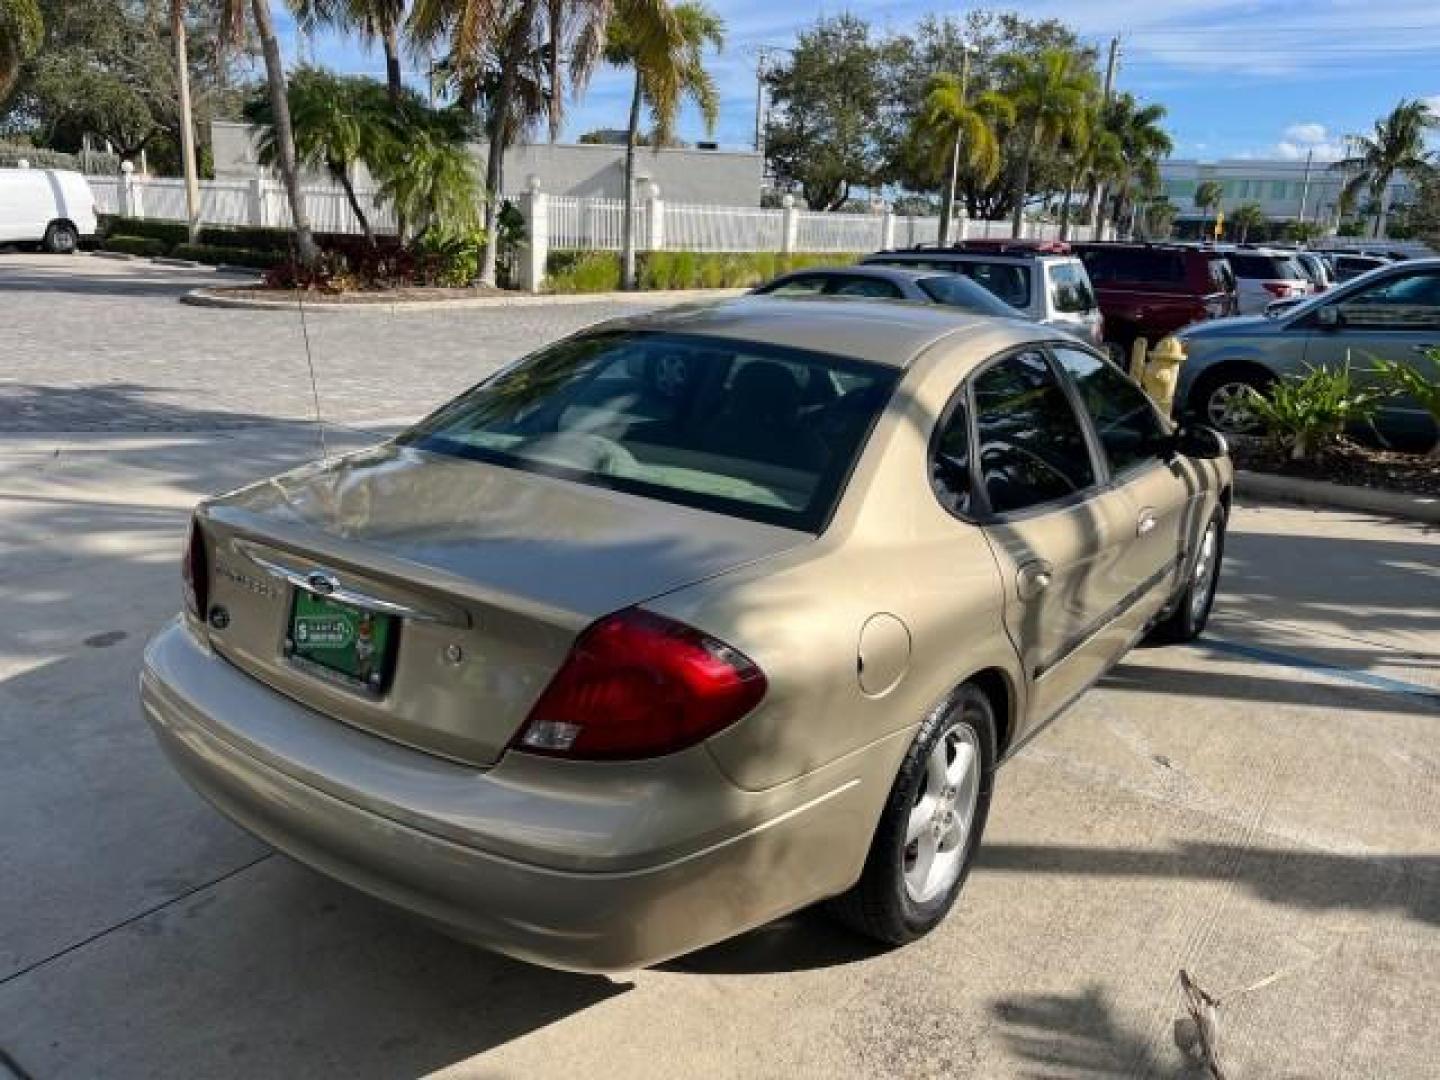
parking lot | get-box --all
[2,253,1438,1078]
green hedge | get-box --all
[103,217,190,247]
[102,217,361,257]
[172,243,283,269]
[102,235,169,258]
[545,250,862,293]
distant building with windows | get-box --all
[1158,159,1416,232]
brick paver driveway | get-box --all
[1,253,670,433]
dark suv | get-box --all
[1073,243,1238,364]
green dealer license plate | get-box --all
[289,591,395,692]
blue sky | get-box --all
[276,0,1440,163]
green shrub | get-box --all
[171,243,283,269]
[103,235,169,258]
[413,229,485,287]
[1248,363,1387,461]
[546,250,622,293]
[102,217,187,249]
[1372,347,1440,435]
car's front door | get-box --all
[1052,346,1203,625]
[963,348,1136,732]
[1301,266,1440,445]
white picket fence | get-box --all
[91,172,1105,252]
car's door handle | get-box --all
[1017,560,1054,601]
[1137,511,1158,537]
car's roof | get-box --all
[584,295,1045,369]
[770,264,941,282]
[867,249,1077,265]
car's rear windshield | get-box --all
[1228,253,1304,279]
[868,256,1031,308]
[916,274,1021,316]
[1078,248,1187,285]
[399,331,900,532]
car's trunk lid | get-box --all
[196,444,808,767]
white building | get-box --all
[210,120,765,206]
[1158,158,1417,231]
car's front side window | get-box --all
[1336,269,1440,330]
[972,349,1097,514]
[828,276,904,299]
[761,275,828,297]
[1052,347,1169,476]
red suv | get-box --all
[1072,243,1238,364]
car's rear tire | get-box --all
[42,221,79,254]
[1150,506,1226,644]
[827,684,995,945]
[1191,368,1273,434]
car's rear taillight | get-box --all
[1262,281,1299,297]
[515,609,767,760]
[181,515,208,618]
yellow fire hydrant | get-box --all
[1141,336,1186,417]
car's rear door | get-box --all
[1052,345,1202,624]
[963,347,1136,732]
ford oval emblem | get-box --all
[307,571,337,596]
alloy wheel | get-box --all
[904,722,981,904]
[1205,381,1262,432]
[1190,521,1220,623]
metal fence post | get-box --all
[781,194,798,255]
[517,176,549,293]
[248,168,268,228]
[880,207,896,250]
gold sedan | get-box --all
[140,297,1231,972]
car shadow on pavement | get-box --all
[659,909,888,975]
[977,842,1440,926]
[0,267,232,300]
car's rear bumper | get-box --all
[140,619,895,972]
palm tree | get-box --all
[914,65,1012,246]
[0,0,41,103]
[216,0,319,265]
[1333,99,1438,239]
[245,69,392,245]
[1102,94,1172,237]
[1194,180,1222,240]
[1231,201,1265,243]
[606,1,723,289]
[412,0,678,287]
[1002,49,1096,235]
[1140,195,1177,240]
[290,0,409,104]
[1064,117,1121,240]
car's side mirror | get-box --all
[1316,306,1343,330]
[1169,424,1228,460]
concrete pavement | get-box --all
[1,253,1438,1078]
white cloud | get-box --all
[1283,122,1329,145]
[1274,139,1345,162]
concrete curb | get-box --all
[89,250,135,262]
[179,286,746,312]
[1236,469,1440,524]
[152,256,202,269]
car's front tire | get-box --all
[828,684,995,945]
[1191,368,1273,434]
[42,221,79,254]
[1150,506,1226,644]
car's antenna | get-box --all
[292,274,329,463]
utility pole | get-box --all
[939,46,970,247]
[1296,149,1314,231]
[170,1,202,244]
[1086,36,1120,235]
[753,46,770,154]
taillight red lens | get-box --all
[1262,281,1296,297]
[181,515,208,618]
[515,609,767,760]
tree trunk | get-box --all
[546,0,563,142]
[938,131,960,246]
[383,23,402,105]
[479,40,522,288]
[621,73,642,290]
[251,0,317,267]
[171,1,202,245]
[335,167,374,246]
[1010,125,1040,235]
[1058,166,1079,239]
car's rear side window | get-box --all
[1079,249,1185,284]
[1228,253,1303,279]
[400,331,899,532]
[868,257,1031,308]
[1049,263,1098,313]
[972,350,1096,514]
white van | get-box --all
[0,167,98,253]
